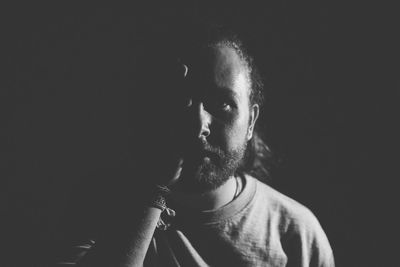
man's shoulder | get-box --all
[245,174,325,235]
[244,175,334,265]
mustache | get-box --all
[184,139,224,159]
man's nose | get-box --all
[194,102,211,139]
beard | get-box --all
[175,139,248,194]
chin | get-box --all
[175,143,247,193]
[175,161,234,194]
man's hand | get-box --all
[151,149,184,187]
[143,119,186,187]
[164,157,184,186]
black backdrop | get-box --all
[1,2,398,266]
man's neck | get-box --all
[169,176,238,211]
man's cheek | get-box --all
[217,127,240,151]
[231,121,251,146]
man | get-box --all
[56,23,334,267]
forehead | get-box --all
[184,44,250,97]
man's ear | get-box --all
[247,104,260,140]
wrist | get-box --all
[147,185,171,211]
[147,185,176,230]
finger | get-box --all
[167,158,184,186]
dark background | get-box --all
[1,2,398,266]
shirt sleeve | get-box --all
[282,208,335,267]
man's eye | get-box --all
[207,99,233,112]
[220,102,231,110]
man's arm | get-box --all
[56,159,182,266]
[73,206,162,267]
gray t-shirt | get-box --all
[56,174,334,266]
[144,174,334,267]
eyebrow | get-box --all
[183,80,241,100]
[214,86,240,100]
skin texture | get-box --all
[168,44,259,209]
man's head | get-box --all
[163,26,267,193]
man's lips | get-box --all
[180,139,221,163]
[183,150,218,166]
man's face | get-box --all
[170,44,259,193]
